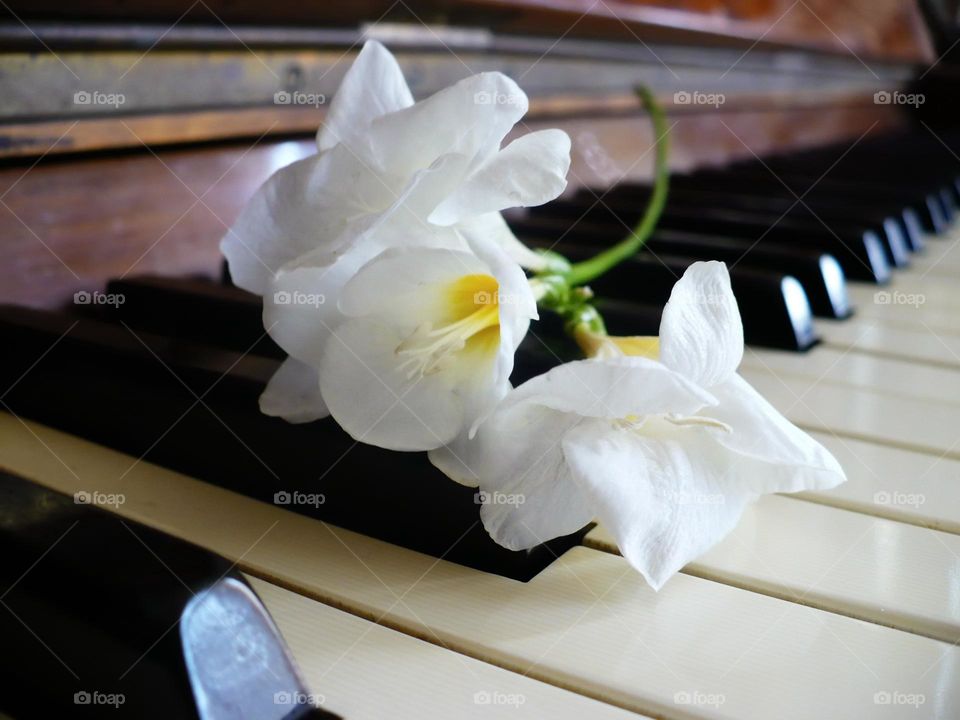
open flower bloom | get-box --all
[437,261,846,589]
[221,40,570,424]
[319,237,536,451]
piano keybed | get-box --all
[3,124,960,717]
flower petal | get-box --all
[564,421,754,590]
[319,317,469,451]
[435,402,595,547]
[259,357,328,423]
[659,261,744,388]
[504,356,715,421]
[317,40,414,152]
[428,129,571,225]
[220,144,393,295]
[368,72,528,178]
[703,374,847,493]
[457,212,549,271]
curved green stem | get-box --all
[564,86,670,287]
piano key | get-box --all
[738,367,960,457]
[4,414,958,720]
[0,306,587,580]
[528,229,850,318]
[742,346,960,406]
[249,577,641,720]
[568,186,915,265]
[818,318,960,369]
[847,275,960,312]
[516,207,892,283]
[584,492,960,642]
[798,431,960,535]
[522,248,817,351]
[685,168,950,235]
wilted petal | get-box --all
[428,129,571,225]
[318,40,414,152]
[703,374,847,493]
[659,261,743,388]
[259,357,328,423]
[564,421,753,590]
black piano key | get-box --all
[0,472,337,720]
[691,166,950,235]
[576,183,923,253]
[521,229,849,319]
[0,305,588,581]
[528,247,816,351]
[513,210,890,284]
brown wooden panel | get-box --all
[1,0,933,62]
[0,102,902,310]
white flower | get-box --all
[221,40,570,425]
[437,261,846,589]
[320,237,536,450]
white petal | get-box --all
[220,144,393,295]
[319,317,469,451]
[457,212,549,271]
[703,374,847,493]
[428,129,571,225]
[504,356,714,421]
[259,357,328,423]
[368,72,528,178]
[317,40,414,152]
[338,246,488,322]
[564,421,754,590]
[659,261,744,388]
[435,402,595,548]
[263,248,369,366]
[463,235,536,434]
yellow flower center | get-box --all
[395,274,501,379]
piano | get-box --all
[2,1,960,717]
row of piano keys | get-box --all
[3,125,960,718]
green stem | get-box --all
[564,86,670,287]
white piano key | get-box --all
[3,413,958,720]
[742,346,960,405]
[586,493,960,643]
[848,279,960,316]
[818,317,960,369]
[798,431,960,534]
[739,367,960,457]
[250,577,641,720]
[844,288,960,334]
